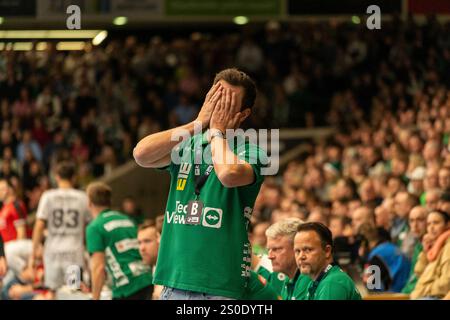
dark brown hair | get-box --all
[56,161,76,180]
[138,220,156,232]
[213,68,256,109]
[86,182,112,207]
[297,222,333,249]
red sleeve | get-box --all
[8,204,25,227]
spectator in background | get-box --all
[407,166,426,198]
[172,95,197,125]
[402,206,428,294]
[411,210,450,299]
[438,167,450,194]
[351,206,375,236]
[425,189,441,211]
[358,222,411,293]
[374,198,395,231]
[307,207,329,226]
[392,192,419,245]
[294,222,361,300]
[12,88,34,120]
[121,196,145,226]
[359,178,383,209]
[401,206,429,260]
[16,130,42,164]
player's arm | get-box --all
[210,89,254,188]
[90,252,106,300]
[31,219,46,268]
[133,83,223,168]
[210,136,254,187]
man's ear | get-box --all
[240,108,251,123]
[325,245,333,259]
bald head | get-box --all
[394,192,419,219]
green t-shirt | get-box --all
[86,209,153,299]
[154,132,268,299]
[256,265,287,296]
[242,271,281,300]
[306,265,362,300]
[401,242,423,294]
[280,271,312,300]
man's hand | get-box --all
[422,233,434,252]
[196,82,223,129]
[210,89,241,133]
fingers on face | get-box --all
[231,92,237,113]
[233,112,241,126]
[225,88,231,112]
[207,82,221,100]
[220,90,226,111]
[206,82,222,101]
[211,86,223,104]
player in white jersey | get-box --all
[31,161,91,292]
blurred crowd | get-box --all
[248,17,450,298]
[0,16,449,299]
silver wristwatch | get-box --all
[209,129,225,141]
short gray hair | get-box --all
[265,217,304,242]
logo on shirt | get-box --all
[202,207,222,228]
[115,238,139,253]
[176,163,191,191]
[166,202,223,229]
[277,273,286,281]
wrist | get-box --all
[208,128,226,143]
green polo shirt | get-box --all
[401,242,423,294]
[243,271,281,300]
[86,209,153,299]
[256,265,287,296]
[154,131,268,299]
[281,271,312,300]
[306,265,361,300]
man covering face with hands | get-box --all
[134,68,268,300]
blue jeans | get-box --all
[160,287,235,300]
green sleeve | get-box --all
[236,143,268,186]
[256,266,271,279]
[401,242,423,293]
[86,224,106,253]
[244,272,281,300]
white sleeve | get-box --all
[36,192,50,221]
